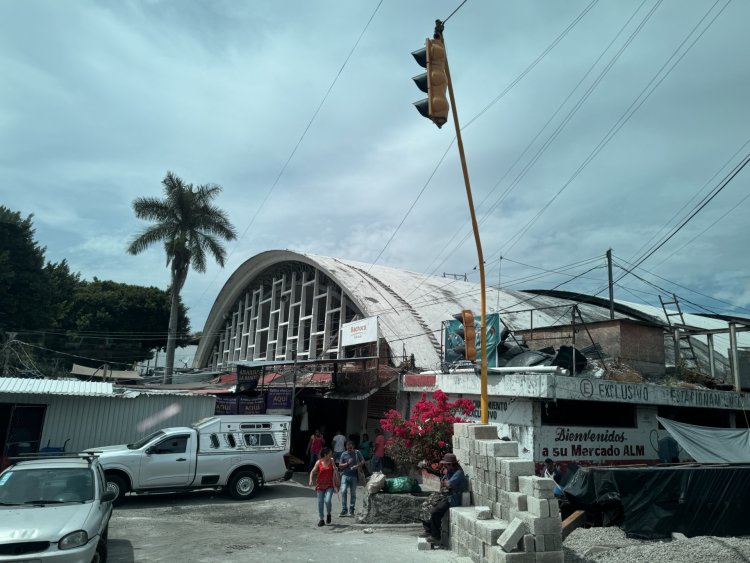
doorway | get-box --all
[0,403,47,466]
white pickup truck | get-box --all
[89,415,293,503]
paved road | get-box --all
[108,475,463,563]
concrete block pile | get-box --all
[447,423,563,562]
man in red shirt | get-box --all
[371,428,386,472]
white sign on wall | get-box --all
[341,316,379,347]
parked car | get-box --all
[90,415,293,503]
[0,454,115,562]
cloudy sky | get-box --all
[2,0,749,333]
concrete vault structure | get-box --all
[193,250,629,372]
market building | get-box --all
[193,249,750,468]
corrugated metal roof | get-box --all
[0,377,114,396]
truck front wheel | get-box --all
[229,470,259,500]
[105,474,128,505]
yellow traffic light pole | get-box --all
[435,20,489,424]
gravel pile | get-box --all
[563,527,750,563]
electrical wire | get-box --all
[443,0,469,23]
[416,0,654,283]
[195,1,384,304]
[497,0,732,257]
[378,0,601,300]
[624,150,750,275]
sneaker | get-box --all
[426,536,441,544]
[418,531,432,538]
[317,519,325,527]
[339,510,348,517]
[349,509,355,516]
[326,513,331,524]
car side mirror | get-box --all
[145,447,153,455]
[101,491,117,503]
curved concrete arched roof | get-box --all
[195,250,633,369]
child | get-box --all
[309,447,339,527]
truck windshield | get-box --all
[127,431,165,449]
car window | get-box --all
[0,467,94,504]
[128,430,166,449]
[152,436,188,454]
[243,433,275,447]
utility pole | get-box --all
[3,333,17,377]
[606,249,614,320]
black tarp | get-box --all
[563,464,750,539]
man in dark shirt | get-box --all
[420,453,467,544]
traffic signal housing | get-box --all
[453,309,477,362]
[412,37,449,128]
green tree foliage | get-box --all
[128,171,237,380]
[0,206,189,375]
[0,206,54,332]
[48,279,190,370]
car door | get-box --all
[139,434,193,488]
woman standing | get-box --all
[309,447,338,527]
[306,429,325,471]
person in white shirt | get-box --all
[332,430,346,463]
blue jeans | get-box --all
[340,474,357,513]
[317,488,334,520]
[309,452,319,471]
[371,456,383,472]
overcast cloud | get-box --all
[2,0,749,333]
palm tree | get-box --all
[128,171,237,382]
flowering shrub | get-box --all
[379,389,474,469]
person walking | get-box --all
[338,441,364,517]
[332,429,346,463]
[309,447,338,527]
[371,428,386,472]
[306,429,325,471]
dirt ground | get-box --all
[107,474,464,563]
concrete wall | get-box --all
[517,319,665,377]
[620,321,665,376]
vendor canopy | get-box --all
[657,416,750,463]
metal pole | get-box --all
[439,23,488,424]
[729,322,740,392]
[707,334,716,381]
[606,249,614,320]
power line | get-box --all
[627,151,750,271]
[387,0,601,301]
[420,0,654,279]
[195,1,384,304]
[497,0,731,257]
[614,254,750,315]
[629,134,750,264]
[443,0,469,23]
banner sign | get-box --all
[444,312,501,367]
[341,316,379,347]
[238,396,266,415]
[214,395,238,415]
[535,426,655,462]
[266,388,293,412]
[236,364,262,392]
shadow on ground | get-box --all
[113,478,314,510]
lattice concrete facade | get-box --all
[206,261,363,370]
[448,423,563,562]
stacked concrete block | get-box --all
[442,423,563,563]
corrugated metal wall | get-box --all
[4,393,216,451]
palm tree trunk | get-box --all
[164,287,179,384]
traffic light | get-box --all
[412,37,449,128]
[453,309,477,362]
